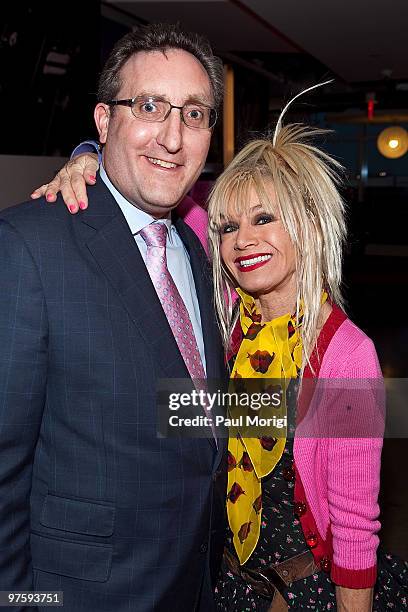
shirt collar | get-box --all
[100,164,173,240]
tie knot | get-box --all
[139,223,168,248]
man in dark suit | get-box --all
[0,24,226,611]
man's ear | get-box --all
[94,103,111,144]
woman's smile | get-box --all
[234,252,272,272]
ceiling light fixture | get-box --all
[377,126,408,159]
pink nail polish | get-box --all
[46,194,54,201]
[89,175,96,182]
[69,204,77,213]
[79,201,87,210]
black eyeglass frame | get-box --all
[106,96,218,130]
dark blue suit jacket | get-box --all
[0,178,227,611]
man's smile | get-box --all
[146,156,181,169]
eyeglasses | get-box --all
[106,95,217,130]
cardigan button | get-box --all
[320,556,331,572]
[294,501,307,517]
[306,532,318,549]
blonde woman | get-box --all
[207,124,406,611]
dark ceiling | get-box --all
[104,0,408,116]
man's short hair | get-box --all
[98,22,224,110]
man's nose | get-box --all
[156,108,183,153]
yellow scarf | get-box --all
[227,289,304,565]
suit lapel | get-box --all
[174,215,227,457]
[173,215,224,381]
[79,179,190,380]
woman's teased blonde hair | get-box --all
[207,122,347,374]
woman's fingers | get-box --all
[59,169,82,213]
[60,154,99,212]
[74,156,100,209]
[31,180,60,201]
[44,175,64,204]
[84,157,99,185]
[30,153,99,213]
[31,184,50,199]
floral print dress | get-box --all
[215,390,408,611]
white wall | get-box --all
[0,155,68,210]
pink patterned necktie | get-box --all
[140,222,206,380]
[140,223,217,443]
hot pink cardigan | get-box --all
[294,314,384,589]
[179,197,384,589]
[177,196,209,255]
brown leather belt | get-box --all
[223,547,319,612]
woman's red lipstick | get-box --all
[234,253,272,272]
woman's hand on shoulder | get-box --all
[30,153,99,213]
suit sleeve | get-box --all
[0,219,48,593]
[70,139,101,162]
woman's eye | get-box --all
[220,223,237,234]
[256,214,274,225]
